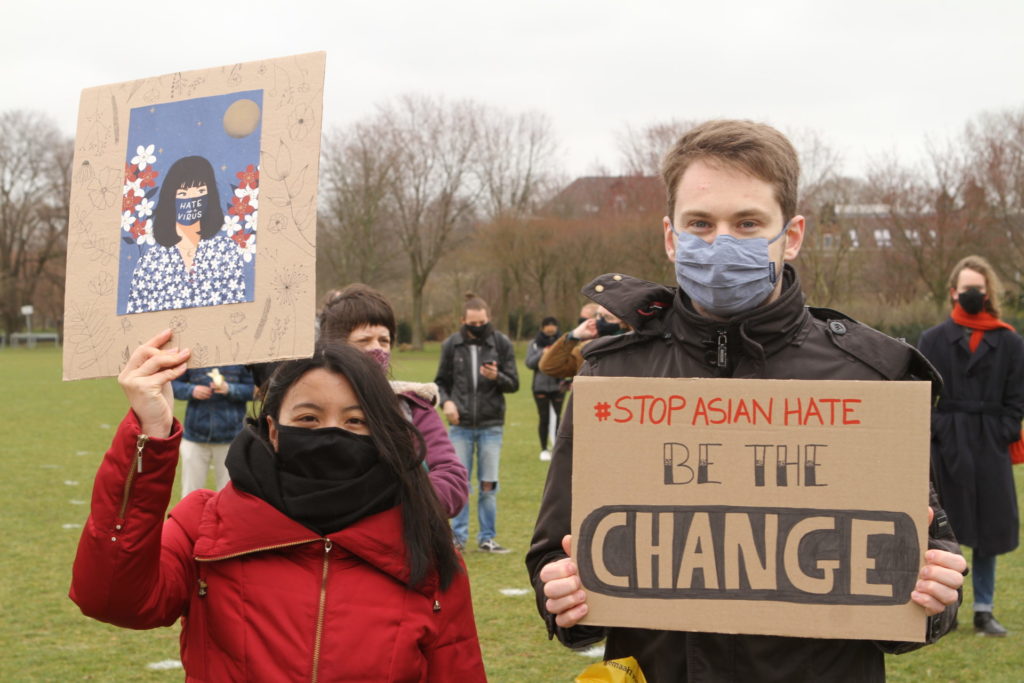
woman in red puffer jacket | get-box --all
[70,332,486,682]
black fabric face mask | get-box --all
[463,322,491,340]
[227,423,399,536]
[958,287,985,315]
[275,425,380,479]
[596,317,621,336]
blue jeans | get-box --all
[972,549,997,612]
[450,425,503,544]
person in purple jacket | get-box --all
[318,284,468,518]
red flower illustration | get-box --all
[236,164,259,189]
[122,192,140,214]
[130,218,148,240]
[228,194,255,217]
[137,168,159,188]
[124,162,138,183]
[230,230,251,249]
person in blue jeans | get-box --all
[435,294,519,553]
[171,364,255,497]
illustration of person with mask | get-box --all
[125,155,246,314]
[527,120,967,682]
[435,293,519,553]
[918,254,1024,637]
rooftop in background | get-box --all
[545,176,663,219]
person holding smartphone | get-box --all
[435,293,519,553]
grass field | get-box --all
[1,345,1021,681]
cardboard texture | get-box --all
[62,52,325,380]
[571,376,931,642]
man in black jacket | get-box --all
[525,120,967,682]
[436,294,519,553]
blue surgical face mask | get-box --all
[175,194,208,226]
[672,221,790,317]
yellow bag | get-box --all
[575,656,647,683]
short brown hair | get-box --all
[319,283,397,344]
[463,292,490,316]
[947,254,1005,318]
[660,120,800,222]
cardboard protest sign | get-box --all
[63,52,325,380]
[571,376,931,642]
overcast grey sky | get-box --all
[3,0,1022,179]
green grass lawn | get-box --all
[1,345,1021,681]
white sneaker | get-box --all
[539,450,552,461]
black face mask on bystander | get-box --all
[958,287,986,315]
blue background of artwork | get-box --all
[116,90,263,315]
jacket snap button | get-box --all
[595,285,605,292]
[829,321,847,335]
[613,275,622,281]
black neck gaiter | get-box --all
[226,423,400,536]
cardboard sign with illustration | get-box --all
[571,376,932,642]
[63,52,325,380]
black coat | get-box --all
[918,317,1024,555]
[526,267,960,683]
[434,328,519,428]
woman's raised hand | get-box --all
[118,329,190,438]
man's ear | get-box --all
[782,215,806,261]
[663,216,676,261]
[267,415,279,451]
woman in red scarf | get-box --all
[918,255,1024,637]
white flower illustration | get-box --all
[222,214,242,234]
[131,144,156,171]
[123,177,144,197]
[121,211,136,231]
[244,209,258,231]
[235,185,259,211]
[136,197,155,218]
[240,233,257,263]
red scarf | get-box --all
[949,304,1024,464]
[949,303,1015,352]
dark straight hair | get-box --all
[152,155,225,247]
[319,284,398,344]
[257,343,460,589]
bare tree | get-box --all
[0,110,72,335]
[477,109,558,220]
[865,145,986,308]
[381,95,482,349]
[961,107,1024,298]
[317,122,399,290]
[616,119,697,176]
[472,107,561,333]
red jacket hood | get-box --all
[186,486,438,596]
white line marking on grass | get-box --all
[64,480,79,486]
[499,588,529,596]
[75,451,90,456]
[146,660,182,671]
[62,523,82,529]
[577,645,605,658]
[69,499,86,505]
[40,464,59,469]
[98,424,111,430]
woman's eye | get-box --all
[690,220,712,230]
[739,220,759,229]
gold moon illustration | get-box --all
[223,99,261,138]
